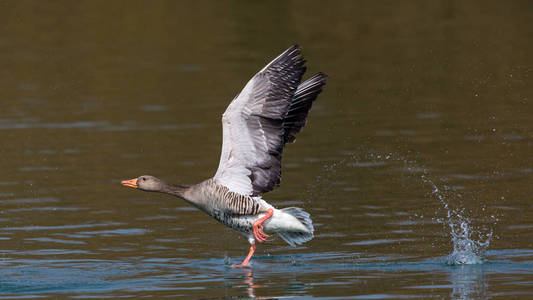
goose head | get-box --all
[121,175,163,192]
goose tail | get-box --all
[276,207,314,247]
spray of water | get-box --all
[421,174,495,265]
[310,149,498,265]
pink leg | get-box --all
[253,208,274,243]
[231,244,256,268]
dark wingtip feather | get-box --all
[282,72,328,144]
[244,46,327,196]
[316,72,328,81]
[247,45,307,196]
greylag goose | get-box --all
[121,45,327,267]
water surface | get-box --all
[1,1,533,298]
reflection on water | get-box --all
[449,265,487,300]
[239,270,263,299]
[2,251,533,298]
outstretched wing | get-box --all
[214,45,326,196]
[283,72,328,144]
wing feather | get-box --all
[283,72,328,143]
[214,45,326,196]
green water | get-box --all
[1,1,533,298]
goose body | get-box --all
[184,179,313,245]
[122,45,327,267]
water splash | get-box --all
[446,218,492,265]
[422,175,495,265]
[310,150,499,266]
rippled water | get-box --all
[2,1,533,299]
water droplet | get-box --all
[422,174,493,265]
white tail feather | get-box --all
[274,207,314,247]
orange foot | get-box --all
[231,244,256,268]
[252,208,274,243]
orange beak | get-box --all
[121,178,138,189]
